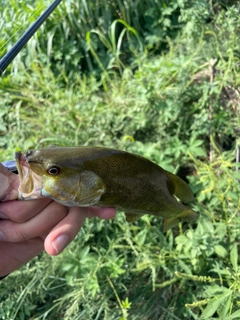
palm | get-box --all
[0,164,116,277]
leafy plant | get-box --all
[1,1,240,319]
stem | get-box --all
[209,58,218,162]
[236,132,240,183]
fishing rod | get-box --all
[1,0,63,172]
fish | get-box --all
[15,146,198,231]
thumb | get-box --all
[0,164,19,201]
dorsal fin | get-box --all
[165,171,194,203]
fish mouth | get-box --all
[15,151,44,200]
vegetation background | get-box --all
[0,0,240,319]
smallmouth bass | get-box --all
[16,146,198,231]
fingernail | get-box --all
[52,235,69,254]
[0,213,8,219]
[0,231,6,241]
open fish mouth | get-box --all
[15,151,44,200]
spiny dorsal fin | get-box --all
[165,171,194,203]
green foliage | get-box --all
[1,0,240,319]
[0,0,182,77]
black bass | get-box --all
[15,146,198,231]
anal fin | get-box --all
[162,207,199,232]
[162,217,181,232]
[125,213,143,222]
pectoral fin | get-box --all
[162,207,199,232]
[125,213,143,222]
[76,170,106,206]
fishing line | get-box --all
[0,3,46,52]
[0,0,63,75]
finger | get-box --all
[44,206,116,256]
[88,206,116,219]
[44,206,88,256]
[0,198,52,223]
[0,238,44,277]
[0,164,19,201]
[0,202,69,242]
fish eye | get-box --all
[47,165,60,175]
[26,150,33,157]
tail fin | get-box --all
[165,171,194,203]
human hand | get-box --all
[0,163,116,277]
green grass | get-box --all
[1,1,240,319]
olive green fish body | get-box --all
[17,146,198,231]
